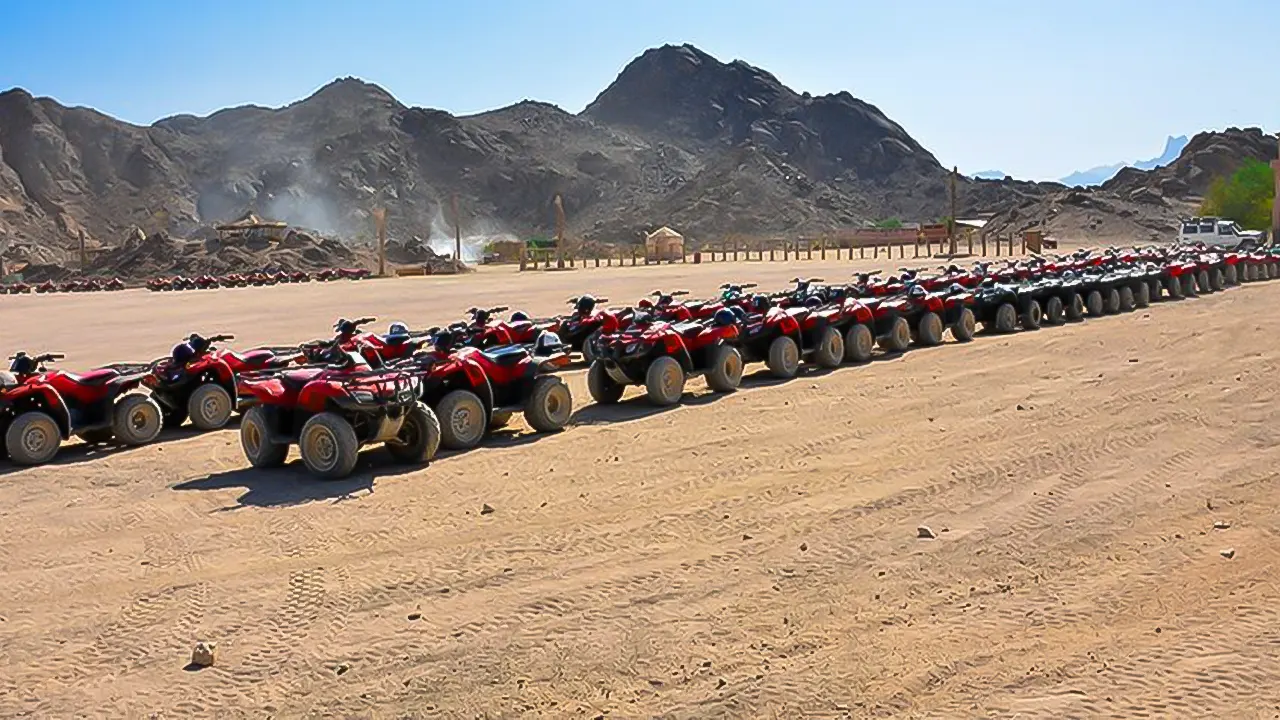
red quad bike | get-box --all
[395,326,574,450]
[236,344,441,479]
[299,317,379,363]
[0,352,163,465]
[352,322,431,366]
[338,268,372,281]
[34,281,58,294]
[146,277,171,292]
[460,306,524,348]
[144,333,304,430]
[777,283,881,364]
[588,309,743,407]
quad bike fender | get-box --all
[191,357,236,398]
[1,384,72,439]
[424,362,495,413]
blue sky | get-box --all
[1,0,1275,181]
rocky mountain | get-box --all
[1059,135,1190,187]
[980,128,1275,244]
[0,44,1032,277]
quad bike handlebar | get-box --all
[10,352,64,363]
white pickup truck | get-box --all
[1177,216,1265,247]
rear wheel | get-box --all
[992,303,1018,333]
[705,345,744,393]
[1148,279,1163,301]
[187,383,234,431]
[1086,290,1105,316]
[299,412,359,479]
[914,312,945,346]
[1103,288,1121,314]
[878,317,911,352]
[437,389,488,450]
[581,330,602,364]
[525,376,572,433]
[386,402,441,464]
[844,323,875,362]
[1166,276,1183,299]
[586,360,624,404]
[951,308,977,342]
[1211,268,1225,291]
[644,356,685,406]
[1022,300,1043,330]
[1067,293,1085,321]
[1134,282,1151,308]
[766,336,801,379]
[1225,264,1238,285]
[1044,296,1065,325]
[240,406,288,468]
[6,411,61,465]
[112,394,162,446]
[1118,286,1135,312]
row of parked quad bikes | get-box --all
[0,268,372,295]
[0,241,1272,479]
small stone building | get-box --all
[645,226,685,262]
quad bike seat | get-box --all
[280,368,325,393]
[480,345,529,367]
[671,322,705,339]
[227,349,279,367]
[785,307,809,318]
[67,368,121,385]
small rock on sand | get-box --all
[190,641,216,668]
[1220,548,1236,559]
[480,504,495,515]
[1213,520,1231,530]
[917,526,936,539]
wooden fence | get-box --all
[517,230,1032,270]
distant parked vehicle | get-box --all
[1177,217,1264,248]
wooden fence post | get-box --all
[770,247,776,262]
[967,233,974,254]
[981,234,988,256]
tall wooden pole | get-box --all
[948,166,959,256]
[554,194,566,270]
[372,208,387,277]
[451,193,462,266]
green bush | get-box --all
[1201,159,1274,231]
[874,218,904,229]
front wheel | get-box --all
[187,383,234,431]
[299,412,360,479]
[811,327,844,368]
[240,405,288,468]
[112,394,163,446]
[1086,290,1105,316]
[914,312,944,346]
[845,323,875,361]
[1225,264,1238,286]
[437,389,488,451]
[1044,296,1065,325]
[1118,286,1135,312]
[1211,268,1225,291]
[1165,276,1183,299]
[992,303,1018,333]
[1196,270,1212,294]
[6,411,62,465]
[1066,293,1085,321]
[950,308,977,341]
[525,376,572,433]
[645,356,685,406]
[705,344,744,393]
[386,401,441,464]
[587,360,624,404]
[1134,282,1151,308]
[766,335,801,379]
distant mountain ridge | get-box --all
[1059,135,1189,187]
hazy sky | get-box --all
[2,0,1275,181]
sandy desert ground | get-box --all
[1,257,1279,719]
